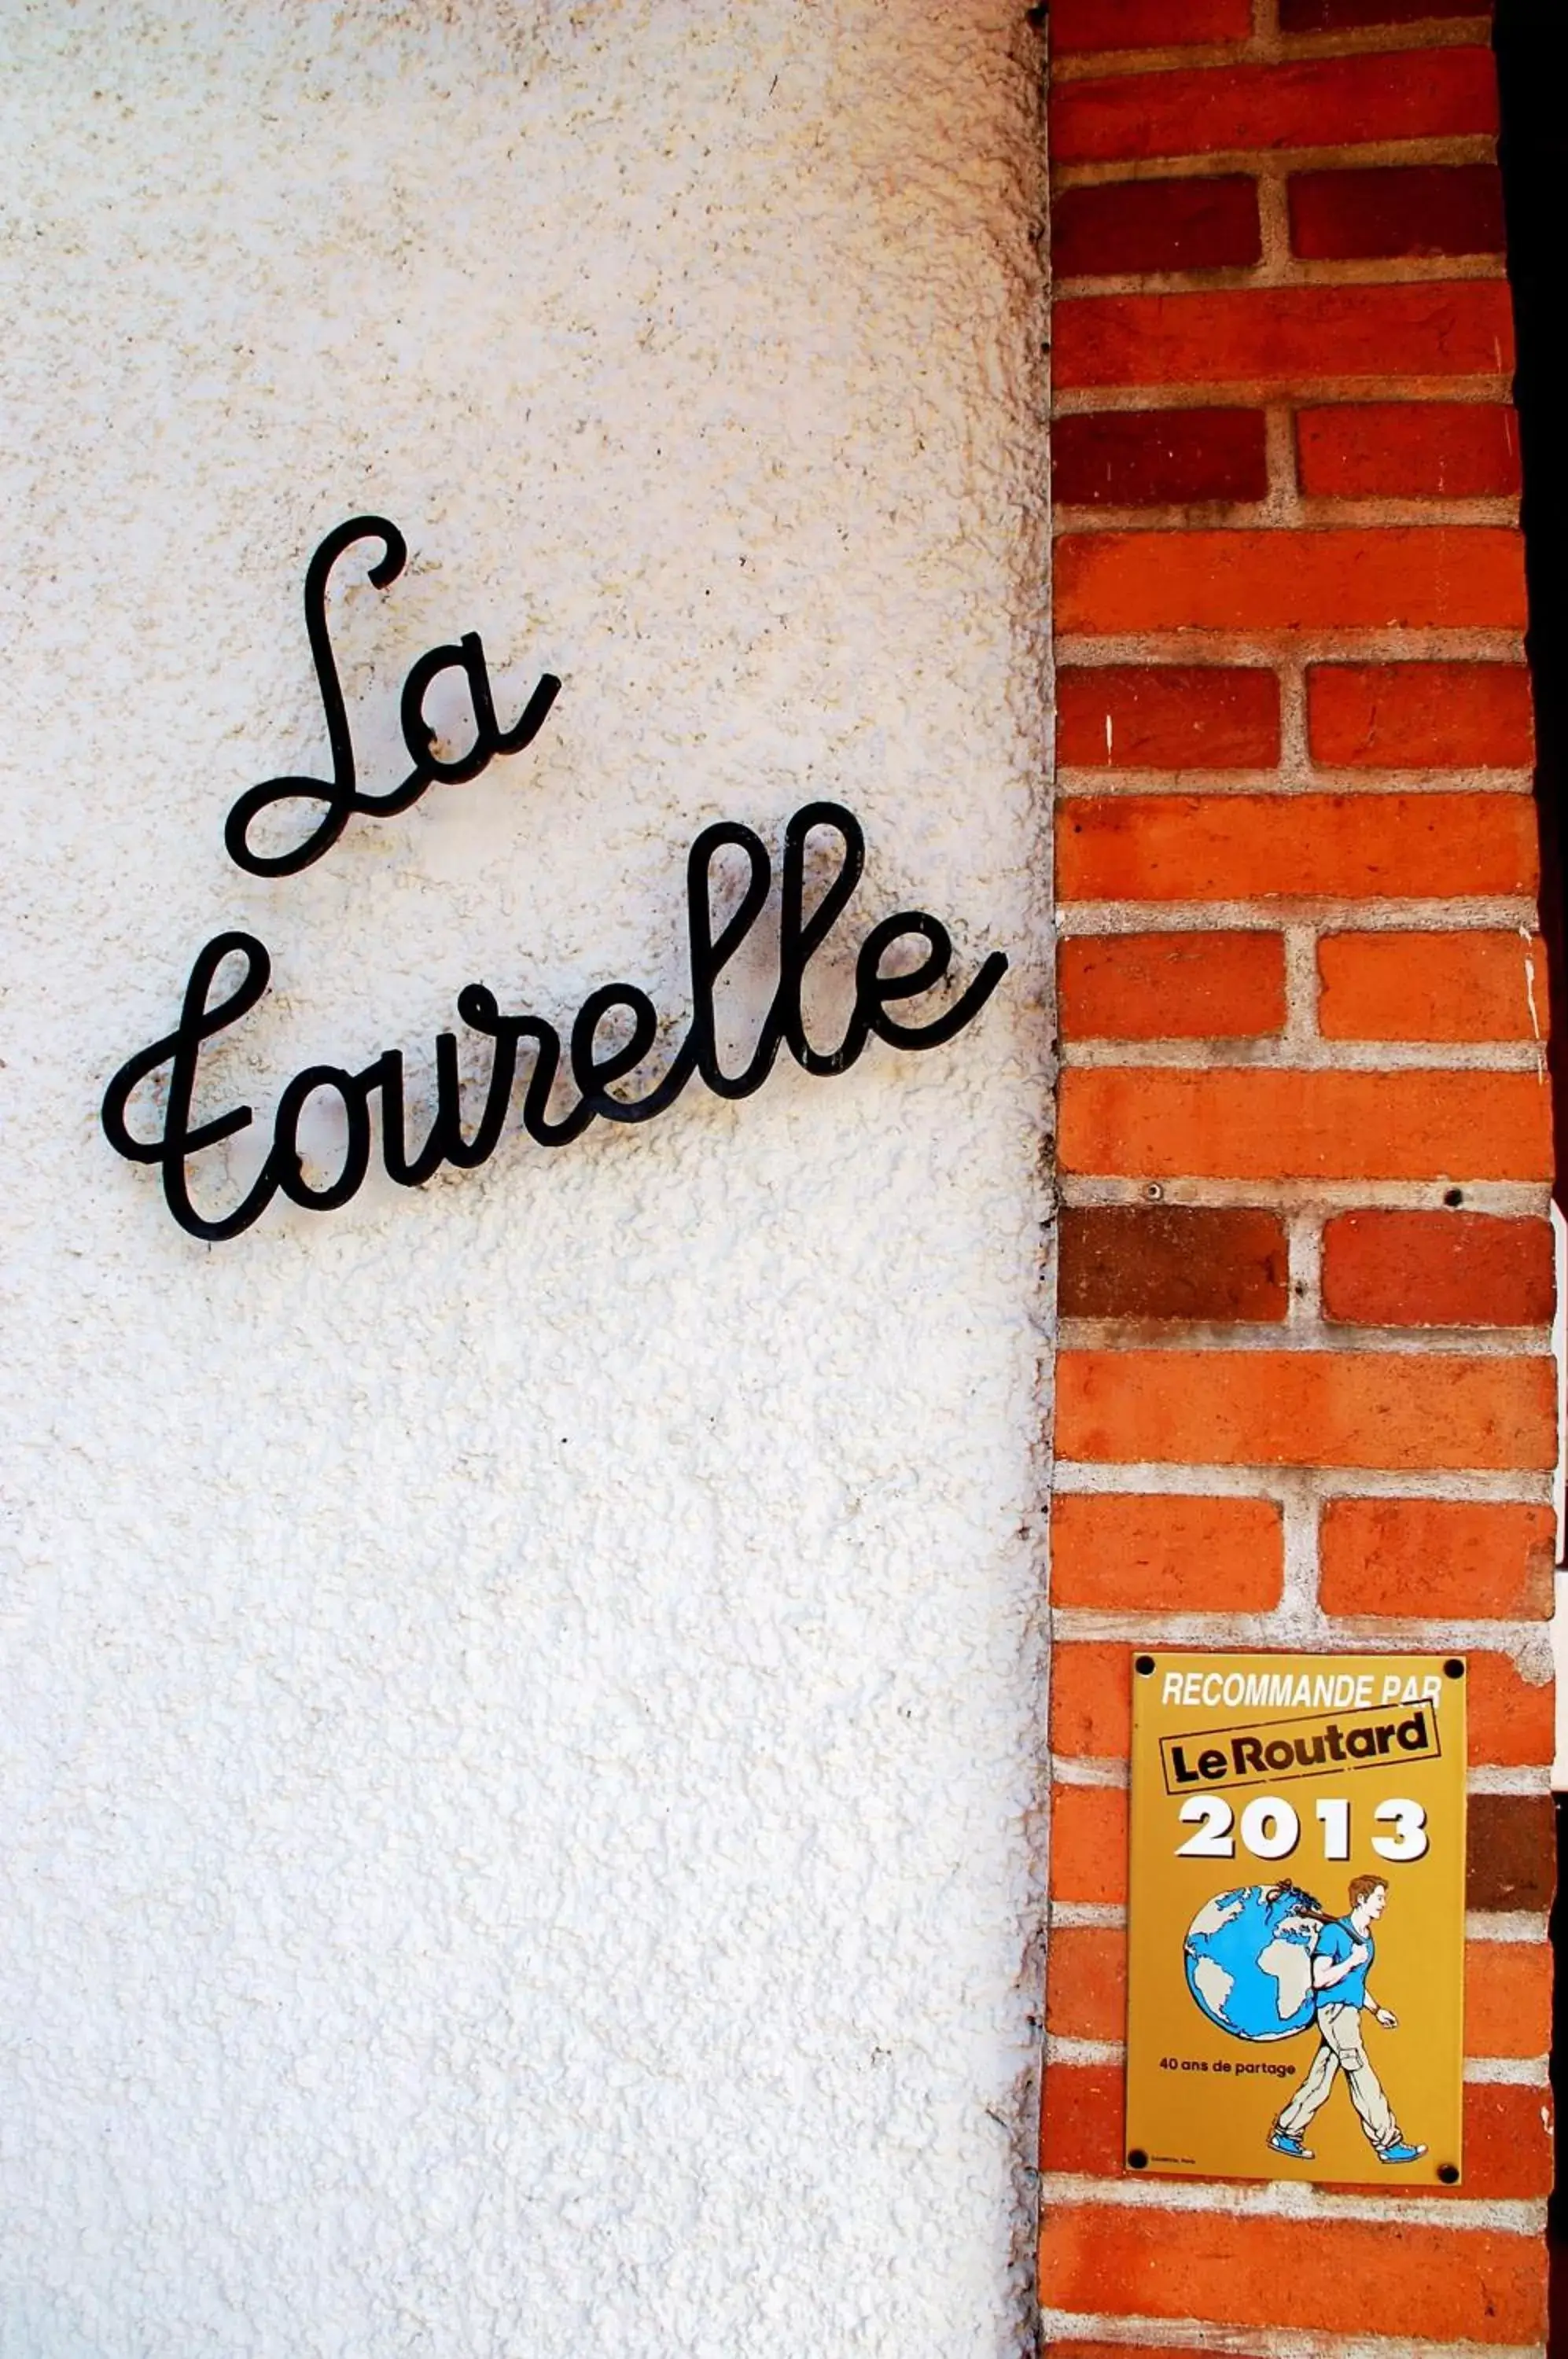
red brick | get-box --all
[1057,1348,1555,1470]
[1045,1925,1128,2042]
[1467,1941,1551,2056]
[1060,1069,1552,1182]
[1049,2347,1267,2359]
[1051,1492,1284,1611]
[1055,178,1260,278]
[1055,281,1515,389]
[1290,164,1505,262]
[1038,2207,1544,2344]
[1058,793,1537,903]
[1051,50,1498,165]
[1058,528,1526,634]
[1054,410,1269,508]
[1058,664,1279,766]
[1051,1784,1128,1904]
[1469,1793,1554,1910]
[1297,403,1522,500]
[1059,1204,1289,1319]
[1051,1642,1133,1758]
[1051,0,1253,49]
[1320,1499,1556,1620]
[1282,0,1487,26]
[1322,1211,1554,1327]
[1467,1654,1555,1769]
[1308,662,1533,768]
[1059,933,1285,1040]
[1318,931,1545,1042]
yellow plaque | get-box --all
[1125,1651,1467,2188]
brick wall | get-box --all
[1040,0,1556,2348]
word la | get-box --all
[223,514,560,878]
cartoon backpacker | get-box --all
[1183,1875,1425,2166]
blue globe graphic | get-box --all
[1183,1884,1323,2041]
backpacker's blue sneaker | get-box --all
[1268,2131,1312,2158]
[1377,2141,1426,2163]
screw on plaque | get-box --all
[1437,2163,1460,2184]
[1445,1659,1466,1680]
[1126,2149,1149,2171]
[1135,1654,1156,1677]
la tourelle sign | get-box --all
[102,517,1009,1242]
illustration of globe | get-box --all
[1183,1884,1323,2041]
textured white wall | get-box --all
[0,4,1047,2351]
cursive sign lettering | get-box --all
[102,802,1008,1241]
[223,515,561,877]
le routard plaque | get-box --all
[1125,1651,1467,2188]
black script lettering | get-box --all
[273,1065,373,1213]
[1231,1736,1266,1775]
[854,911,1008,1054]
[101,931,281,1242]
[1169,1746,1201,1786]
[103,801,1010,1239]
[1397,1711,1431,1752]
[223,517,560,878]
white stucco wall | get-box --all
[0,5,1047,2352]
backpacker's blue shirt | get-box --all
[1316,1916,1372,2008]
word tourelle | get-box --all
[103,801,1009,1240]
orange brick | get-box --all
[1037,2067,1551,2201]
[1296,403,1521,499]
[1058,665,1280,770]
[1322,1211,1553,1327]
[1039,2207,1544,2342]
[1318,931,1546,1042]
[1467,1941,1551,2058]
[1460,2081,1555,2199]
[1058,793,1537,902]
[1320,1499,1555,1620]
[1467,1654,1555,1769]
[1050,0,1253,49]
[1059,1069,1552,1183]
[1052,1643,1133,1759]
[1060,933,1286,1040]
[1051,1492,1284,1611]
[1051,1785,1128,1904]
[1040,2060,1123,2177]
[1308,663,1534,768]
[1051,50,1497,164]
[1058,528,1526,635]
[1046,1925,1128,2043]
[1056,1349,1555,1470]
[1055,282,1515,390]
